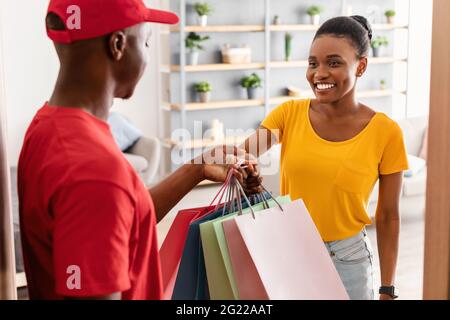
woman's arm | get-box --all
[240,126,279,158]
[375,172,403,300]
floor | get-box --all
[158,185,426,300]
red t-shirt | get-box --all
[18,104,163,300]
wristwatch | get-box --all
[379,286,399,299]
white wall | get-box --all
[406,0,433,118]
[0,0,160,166]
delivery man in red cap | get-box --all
[18,0,261,300]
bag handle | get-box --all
[259,186,284,212]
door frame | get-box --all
[423,0,450,300]
[0,7,17,300]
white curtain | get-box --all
[0,12,17,300]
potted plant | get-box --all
[380,79,386,90]
[385,10,396,24]
[273,15,281,25]
[285,33,292,61]
[307,6,323,26]
[371,36,389,57]
[185,32,210,65]
[240,73,262,100]
[194,81,212,103]
[194,2,213,27]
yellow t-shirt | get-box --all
[261,99,409,241]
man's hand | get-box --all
[193,145,263,194]
[379,294,394,300]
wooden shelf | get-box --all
[164,63,265,73]
[165,135,250,150]
[372,24,409,30]
[270,24,319,31]
[269,24,408,32]
[169,24,408,34]
[171,99,264,111]
[171,25,265,33]
[269,90,407,105]
[164,57,405,73]
[169,90,405,112]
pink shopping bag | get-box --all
[225,199,349,300]
[223,217,268,299]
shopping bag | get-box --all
[225,198,349,300]
[172,194,263,300]
[201,195,291,300]
[163,176,233,300]
[159,205,215,300]
[223,217,268,299]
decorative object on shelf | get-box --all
[194,2,213,27]
[210,119,225,142]
[285,33,292,61]
[287,86,302,97]
[366,5,380,24]
[241,73,262,100]
[385,10,396,24]
[307,5,323,26]
[273,15,281,25]
[194,81,212,103]
[221,44,252,64]
[379,79,386,90]
[371,36,389,57]
[185,32,210,65]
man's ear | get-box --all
[356,57,368,77]
[108,31,127,61]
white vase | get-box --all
[188,51,199,65]
[198,15,208,27]
[311,15,320,26]
[198,91,211,103]
[387,16,395,24]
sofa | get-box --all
[261,116,429,210]
[123,136,161,187]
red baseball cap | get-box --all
[46,0,179,44]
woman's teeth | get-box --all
[316,83,336,90]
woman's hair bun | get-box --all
[351,15,373,41]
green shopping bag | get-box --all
[200,194,291,300]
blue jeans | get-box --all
[324,230,375,300]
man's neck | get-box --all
[48,70,114,121]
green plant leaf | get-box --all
[194,2,213,16]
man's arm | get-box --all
[150,164,205,223]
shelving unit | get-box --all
[159,0,411,173]
[169,89,406,111]
[164,57,407,73]
[169,23,408,33]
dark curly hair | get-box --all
[314,15,373,58]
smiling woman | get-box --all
[242,15,409,300]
